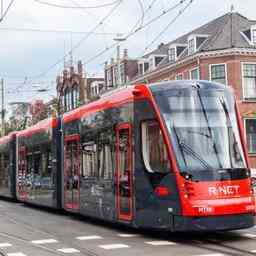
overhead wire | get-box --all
[84,0,187,65]
[33,0,121,9]
[30,0,123,79]
[0,0,15,22]
[137,0,145,28]
[142,0,194,54]
[0,26,125,35]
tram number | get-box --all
[197,206,213,214]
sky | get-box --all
[0,0,256,112]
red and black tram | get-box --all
[16,118,62,208]
[0,80,254,231]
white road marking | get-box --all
[7,253,27,256]
[117,234,138,238]
[242,233,256,238]
[31,239,58,244]
[57,248,80,253]
[195,254,226,256]
[145,241,176,246]
[0,243,12,248]
[76,235,103,240]
[99,244,130,250]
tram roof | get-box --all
[0,134,11,145]
[63,85,141,123]
[63,80,230,123]
[17,117,57,138]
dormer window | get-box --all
[168,44,186,62]
[148,55,166,71]
[138,60,149,75]
[188,34,209,55]
[188,38,196,55]
[241,26,256,45]
[168,47,176,62]
[252,28,256,44]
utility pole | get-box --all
[1,78,5,137]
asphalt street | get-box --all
[0,200,255,256]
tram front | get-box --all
[150,80,255,231]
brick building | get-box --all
[130,12,256,169]
[104,49,138,89]
[56,61,104,113]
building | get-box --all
[87,77,105,100]
[130,12,256,169]
[56,61,104,113]
[104,49,138,89]
[56,61,85,113]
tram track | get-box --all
[0,207,102,256]
[0,202,256,256]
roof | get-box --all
[131,12,256,81]
[142,12,256,59]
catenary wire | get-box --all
[30,0,123,79]
[0,26,125,35]
[33,0,121,9]
[142,0,194,54]
[84,0,187,65]
[0,0,15,22]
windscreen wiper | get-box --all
[172,124,212,169]
[196,89,222,168]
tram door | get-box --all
[18,146,27,200]
[64,135,80,211]
[116,124,133,221]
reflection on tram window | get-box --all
[0,148,10,190]
[142,120,170,173]
[81,128,115,180]
[25,144,53,190]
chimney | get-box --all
[70,66,74,76]
[63,69,68,80]
[77,60,83,77]
[123,49,128,59]
[158,42,165,49]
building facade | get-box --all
[130,12,256,169]
[56,61,104,113]
[104,49,138,89]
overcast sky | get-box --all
[0,0,256,109]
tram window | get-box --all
[142,120,170,173]
[81,141,97,178]
[98,131,115,180]
[81,129,115,180]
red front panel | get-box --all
[180,178,254,216]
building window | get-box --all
[243,63,256,100]
[144,62,149,72]
[245,119,256,154]
[210,64,227,85]
[176,73,183,80]
[120,63,125,84]
[107,69,112,87]
[190,68,199,80]
[168,47,176,62]
[138,63,144,75]
[252,29,256,44]
[188,38,195,55]
[149,57,155,70]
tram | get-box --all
[16,118,62,208]
[0,80,254,231]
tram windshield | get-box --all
[153,85,247,173]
